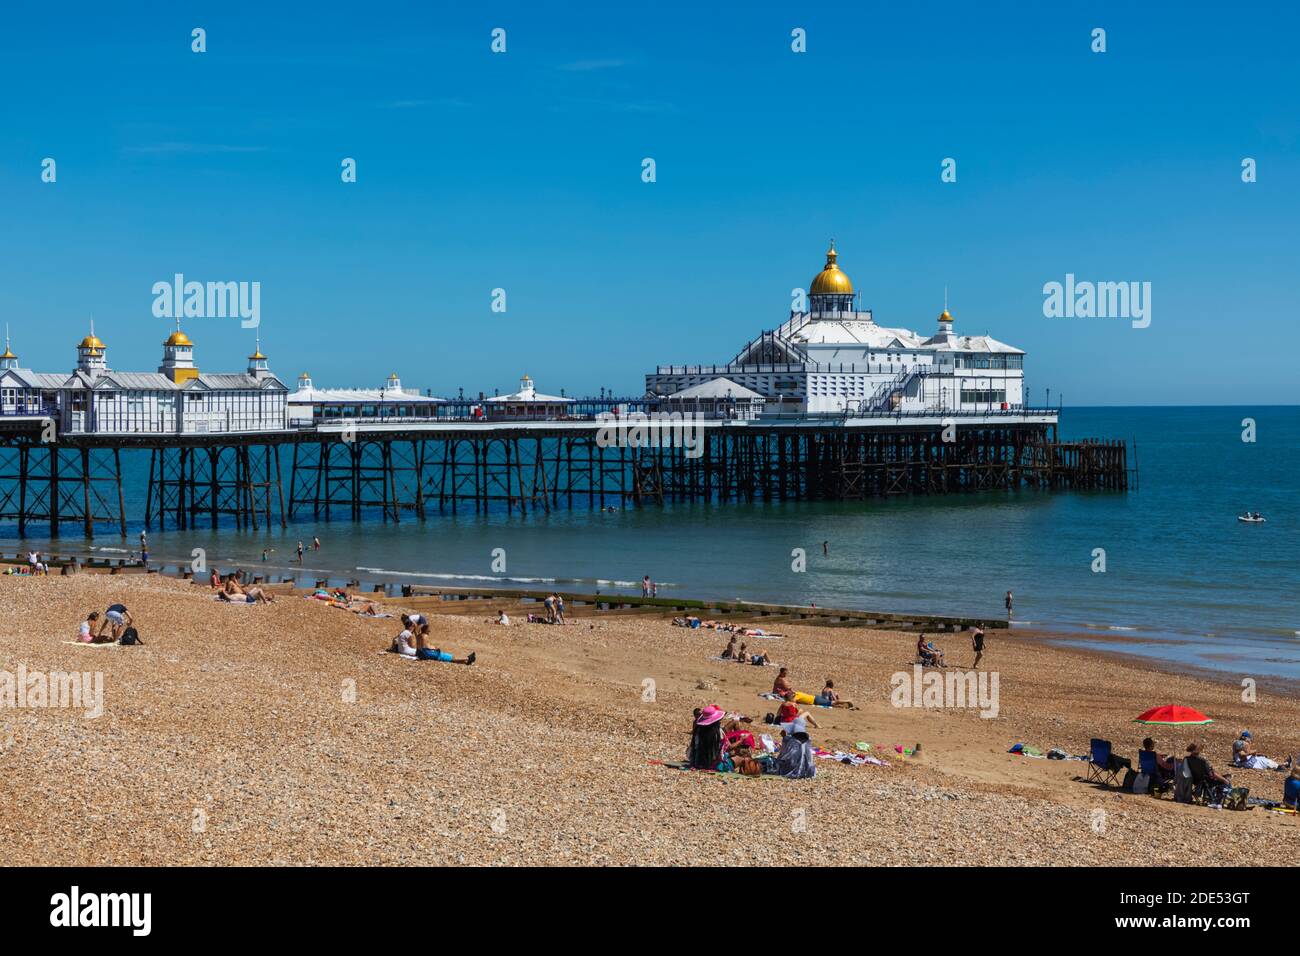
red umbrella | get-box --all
[1134,705,1213,726]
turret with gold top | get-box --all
[0,325,19,372]
[247,332,271,380]
[809,241,856,317]
[159,317,198,383]
[76,319,109,377]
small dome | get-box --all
[938,309,953,324]
[165,330,193,347]
[0,346,16,360]
[810,241,854,296]
[78,334,106,350]
[248,349,266,360]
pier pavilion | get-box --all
[646,242,1029,417]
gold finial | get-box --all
[825,240,838,267]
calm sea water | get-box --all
[8,407,1298,677]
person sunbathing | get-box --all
[1232,730,1281,770]
[720,637,737,659]
[414,623,475,665]
[772,668,793,697]
[777,692,819,729]
[749,650,771,665]
[735,642,750,663]
[814,679,855,709]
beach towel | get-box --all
[760,734,777,753]
[757,692,784,701]
[61,640,118,648]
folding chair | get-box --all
[1138,749,1166,796]
[1086,738,1120,787]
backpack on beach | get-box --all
[119,626,142,646]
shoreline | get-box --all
[6,542,1296,691]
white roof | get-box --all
[924,333,1024,354]
[666,377,765,401]
[482,384,573,404]
[290,387,443,404]
[791,319,927,349]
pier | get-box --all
[0,410,1130,536]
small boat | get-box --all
[1237,514,1266,523]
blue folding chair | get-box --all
[1086,738,1120,787]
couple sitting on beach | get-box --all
[771,668,855,710]
[917,634,945,667]
[719,636,770,665]
[392,615,475,665]
[216,572,275,604]
[687,704,815,779]
[77,604,139,644]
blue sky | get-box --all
[1,1,1296,405]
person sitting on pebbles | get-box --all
[814,679,855,709]
[720,636,738,659]
[492,609,510,626]
[772,667,794,697]
[776,692,820,729]
[78,611,111,644]
[414,623,475,665]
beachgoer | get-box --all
[1141,737,1175,786]
[651,581,657,598]
[261,548,269,561]
[771,717,816,779]
[1232,730,1281,770]
[1284,762,1300,809]
[414,624,475,665]
[140,546,149,567]
[1184,743,1230,800]
[393,626,418,657]
[772,667,793,697]
[296,541,304,563]
[777,692,819,729]
[686,704,726,770]
[750,650,770,666]
[543,594,556,624]
[642,575,651,598]
[494,609,510,626]
[720,636,737,659]
[99,603,133,641]
[917,633,944,667]
[554,594,565,624]
[400,613,428,632]
[814,679,854,709]
[1005,590,1013,618]
[313,536,321,551]
[971,626,986,669]
[209,568,221,589]
[735,642,750,664]
[78,611,101,644]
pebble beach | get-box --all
[1,571,1297,866]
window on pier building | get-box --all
[960,389,1007,405]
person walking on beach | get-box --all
[651,580,658,598]
[313,536,321,551]
[140,544,149,567]
[642,575,651,597]
[971,626,986,669]
[1005,590,1014,618]
[296,541,304,563]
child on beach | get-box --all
[493,610,510,626]
[78,611,103,643]
[971,626,986,669]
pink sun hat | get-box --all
[696,704,725,726]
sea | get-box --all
[6,406,1297,679]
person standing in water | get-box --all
[1005,590,1013,619]
[296,541,304,563]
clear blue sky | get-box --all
[1,1,1296,405]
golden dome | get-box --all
[78,334,106,349]
[938,309,953,324]
[249,349,266,360]
[0,347,16,360]
[809,241,854,296]
[165,330,193,347]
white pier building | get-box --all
[647,243,1029,416]
[0,322,288,434]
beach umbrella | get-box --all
[1133,705,1213,726]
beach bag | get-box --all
[1121,769,1137,792]
[1223,787,1250,811]
[119,626,142,646]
